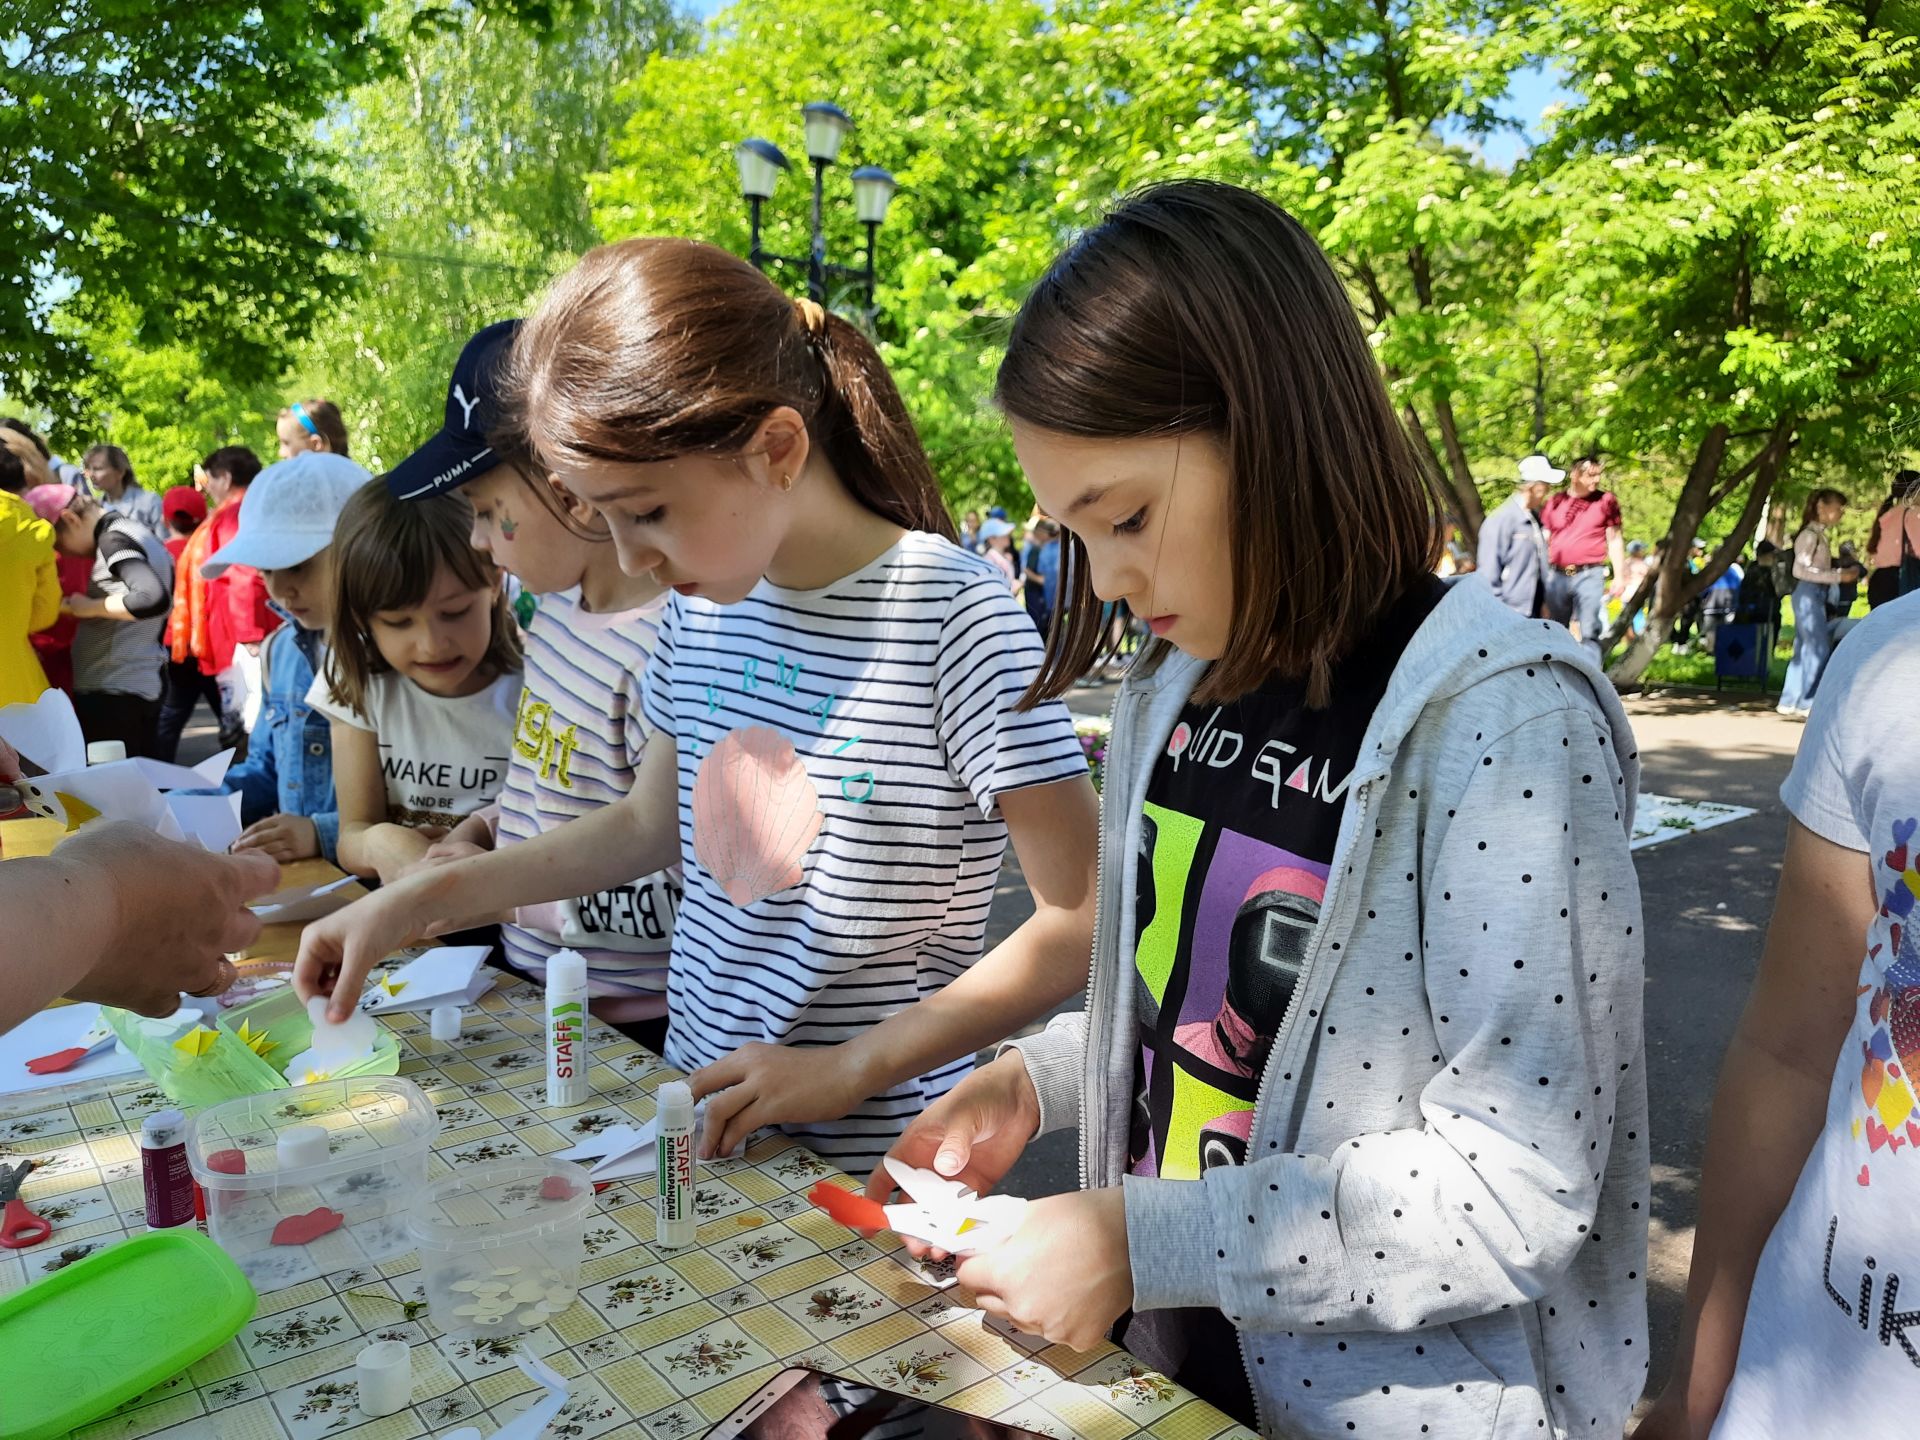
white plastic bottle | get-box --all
[544,950,589,1108]
[655,1080,696,1249]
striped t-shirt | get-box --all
[499,586,679,1009]
[640,530,1086,1165]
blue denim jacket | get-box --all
[219,614,339,861]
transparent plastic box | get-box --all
[186,1076,439,1290]
[408,1157,593,1338]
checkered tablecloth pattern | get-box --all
[0,978,1253,1440]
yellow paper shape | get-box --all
[234,1019,279,1060]
[55,791,101,831]
[375,975,407,999]
[172,1026,219,1059]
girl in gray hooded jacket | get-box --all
[874,181,1650,1440]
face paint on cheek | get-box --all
[497,510,517,540]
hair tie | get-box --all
[793,297,828,341]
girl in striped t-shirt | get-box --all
[383,320,679,1048]
[298,239,1098,1169]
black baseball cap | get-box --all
[385,319,522,500]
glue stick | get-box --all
[655,1080,696,1248]
[544,950,589,1108]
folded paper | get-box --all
[810,1158,1028,1255]
[358,946,494,1015]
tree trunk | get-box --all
[1403,402,1483,546]
[1428,390,1485,536]
[1606,415,1795,686]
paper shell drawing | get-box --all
[691,726,823,907]
[0,689,236,846]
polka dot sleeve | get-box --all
[1122,706,1645,1332]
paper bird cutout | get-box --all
[356,946,492,1015]
[0,689,237,847]
[172,1026,220,1059]
[234,1019,279,1060]
[809,1158,1028,1255]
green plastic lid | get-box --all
[0,1229,256,1439]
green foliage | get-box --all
[1,1,381,412]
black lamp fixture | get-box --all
[734,101,898,314]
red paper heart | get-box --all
[271,1207,345,1246]
[1859,1165,1872,1186]
[24,1046,89,1075]
[540,1176,578,1202]
[206,1149,247,1175]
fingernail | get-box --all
[935,1148,963,1175]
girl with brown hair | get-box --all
[276,398,350,459]
[876,181,1649,1439]
[297,238,1099,1174]
[306,479,522,882]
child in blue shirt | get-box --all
[197,452,369,862]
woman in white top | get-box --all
[1778,488,1860,717]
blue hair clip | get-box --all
[290,402,320,438]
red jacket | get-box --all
[168,495,279,675]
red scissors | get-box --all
[0,1160,52,1248]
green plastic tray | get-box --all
[0,1229,256,1439]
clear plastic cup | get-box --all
[408,1157,593,1337]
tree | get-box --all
[2,1,380,412]
[275,0,688,470]
[1531,0,1920,681]
[591,0,1273,513]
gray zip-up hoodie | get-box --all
[1011,579,1649,1440]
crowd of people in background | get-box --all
[1471,450,1917,714]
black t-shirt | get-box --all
[1114,576,1445,1425]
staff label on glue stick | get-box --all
[655,1080,696,1249]
[545,949,590,1109]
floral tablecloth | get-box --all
[0,977,1251,1440]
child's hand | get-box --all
[955,1189,1132,1352]
[231,813,320,863]
[296,887,423,1021]
[60,594,104,620]
[687,1041,875,1160]
[868,1051,1040,1256]
[399,839,489,881]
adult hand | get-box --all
[296,886,425,1021]
[955,1189,1132,1352]
[231,812,320,863]
[0,735,24,817]
[53,823,278,1015]
[867,1051,1040,1257]
[688,1041,874,1160]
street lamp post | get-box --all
[734,101,897,316]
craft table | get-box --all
[0,831,1251,1440]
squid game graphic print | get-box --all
[1128,798,1325,1179]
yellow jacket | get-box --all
[0,491,58,706]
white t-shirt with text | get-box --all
[306,667,519,831]
[1713,592,1920,1435]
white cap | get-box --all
[430,1004,462,1041]
[201,452,371,578]
[657,1079,693,1116]
[354,1339,412,1417]
[86,740,127,765]
[546,949,588,993]
[1518,454,1566,487]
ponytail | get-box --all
[501,237,952,539]
[807,304,953,538]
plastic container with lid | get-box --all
[408,1157,593,1337]
[186,1076,439,1288]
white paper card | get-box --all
[358,946,494,1014]
[1,1004,143,1098]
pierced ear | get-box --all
[745,407,811,486]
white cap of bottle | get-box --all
[429,1004,461,1042]
[547,950,588,993]
[355,1339,411,1417]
